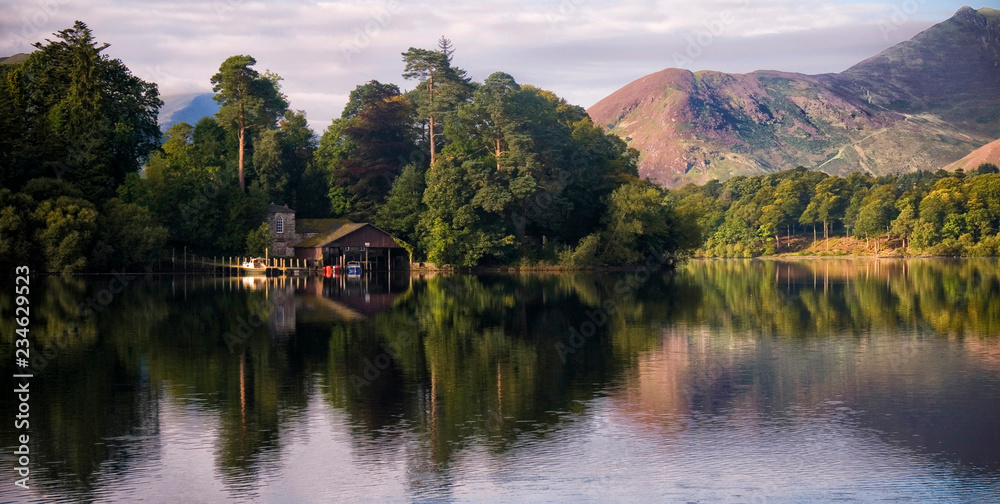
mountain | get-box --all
[945,137,1000,171]
[587,6,1000,187]
[0,54,29,65]
[158,93,219,132]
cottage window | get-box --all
[276,215,284,234]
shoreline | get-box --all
[692,254,984,260]
[19,255,1000,276]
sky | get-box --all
[0,0,980,129]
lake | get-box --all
[2,259,999,503]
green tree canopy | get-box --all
[211,55,288,192]
[401,41,473,166]
[318,81,417,220]
[0,21,161,202]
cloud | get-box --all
[0,0,968,129]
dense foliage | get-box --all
[0,22,166,273]
[9,23,996,272]
[672,163,1000,257]
[308,39,699,266]
[1,26,694,271]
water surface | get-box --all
[2,259,999,502]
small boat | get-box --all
[346,261,362,277]
[242,257,267,275]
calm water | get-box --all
[2,259,1000,503]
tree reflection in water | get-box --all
[1,259,998,500]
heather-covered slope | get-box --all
[588,7,1000,187]
[945,137,1000,171]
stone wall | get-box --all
[267,207,298,257]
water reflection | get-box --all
[0,259,998,501]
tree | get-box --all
[0,190,38,269]
[246,222,272,256]
[192,116,231,169]
[437,35,455,61]
[754,186,783,250]
[415,73,644,264]
[975,162,999,175]
[599,181,689,264]
[318,81,417,220]
[842,190,866,238]
[476,72,521,171]
[91,198,168,271]
[854,185,898,251]
[446,76,562,248]
[402,42,472,166]
[276,110,317,208]
[120,119,268,256]
[917,177,966,245]
[0,21,161,202]
[145,122,196,175]
[375,164,425,246]
[33,196,99,274]
[799,200,820,242]
[294,162,331,218]
[776,177,811,240]
[558,116,640,242]
[211,55,288,192]
[890,197,918,250]
[417,157,514,266]
[672,189,723,246]
[252,128,286,201]
[813,177,847,242]
[966,174,1000,238]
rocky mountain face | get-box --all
[587,7,1000,187]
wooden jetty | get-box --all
[164,246,326,277]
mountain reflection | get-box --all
[1,259,998,500]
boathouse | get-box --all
[293,222,408,271]
[265,203,354,257]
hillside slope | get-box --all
[0,54,29,65]
[588,7,1000,186]
[158,93,219,132]
[944,137,1000,171]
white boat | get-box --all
[242,257,267,275]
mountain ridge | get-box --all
[158,92,219,132]
[587,6,1000,186]
[945,137,1000,171]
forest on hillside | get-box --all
[2,22,998,274]
[672,164,1000,257]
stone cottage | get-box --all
[264,203,358,258]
